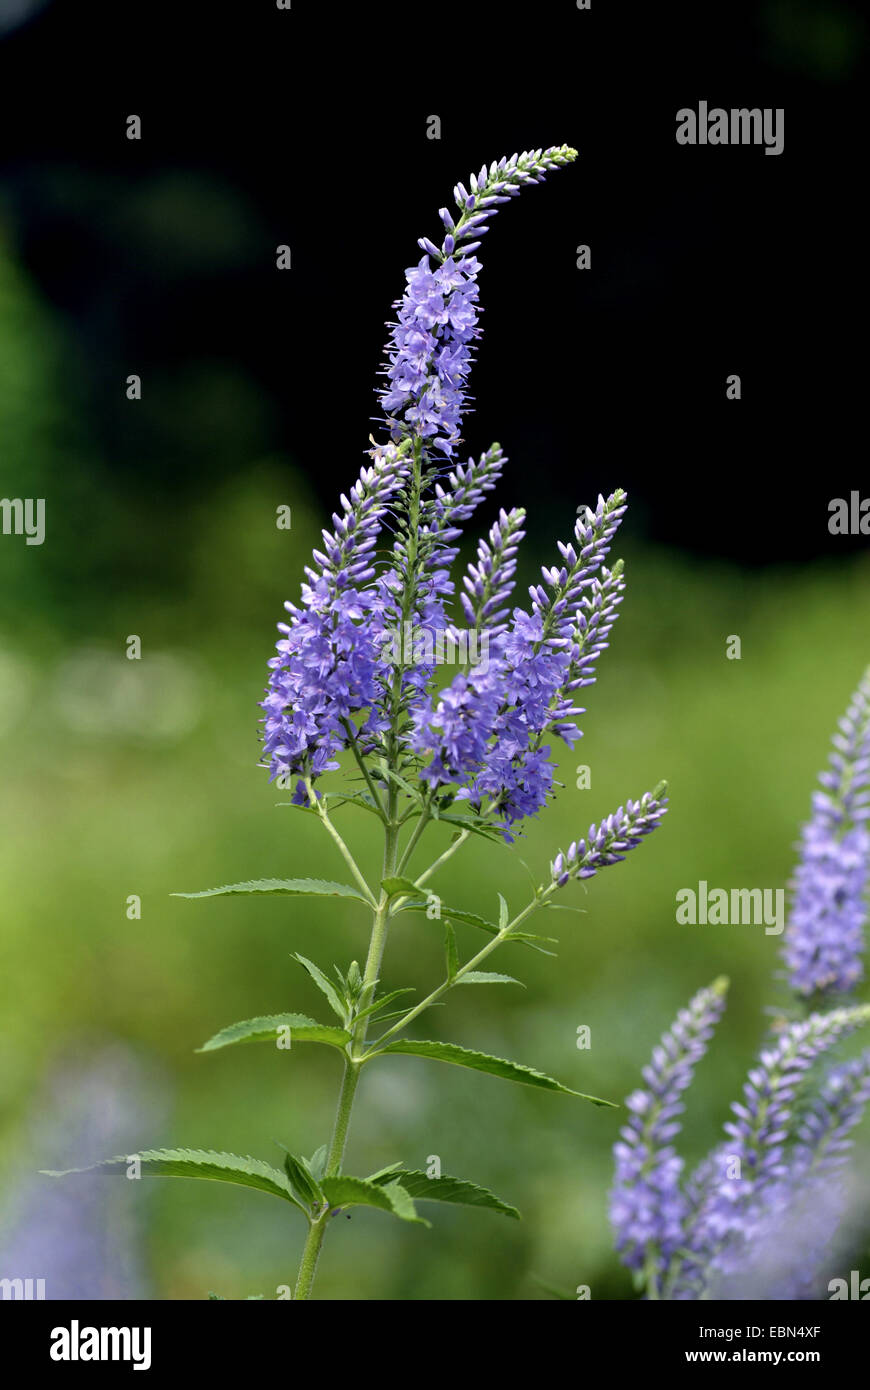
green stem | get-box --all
[293,1214,327,1301]
[396,800,432,876]
[297,873,552,1295]
[411,799,498,891]
[367,885,553,1050]
[413,828,470,889]
[341,720,388,820]
[293,445,426,1300]
[304,776,378,909]
[291,908,384,1301]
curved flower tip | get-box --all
[550,782,669,886]
[379,146,578,457]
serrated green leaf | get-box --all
[382,875,431,901]
[385,878,499,933]
[319,1175,429,1225]
[394,1170,520,1219]
[457,972,524,987]
[365,1161,405,1185]
[281,1149,323,1207]
[373,1040,616,1106]
[41,1149,307,1211]
[198,1013,351,1053]
[382,1179,429,1225]
[445,921,459,981]
[172,878,368,903]
[292,953,348,1023]
[385,877,557,955]
[497,893,509,929]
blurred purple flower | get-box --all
[678,1006,870,1295]
[0,1045,168,1300]
[783,669,870,997]
[609,978,727,1295]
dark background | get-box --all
[1,0,865,564]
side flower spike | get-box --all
[549,783,669,885]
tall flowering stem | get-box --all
[48,146,670,1305]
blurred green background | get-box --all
[1,217,869,1300]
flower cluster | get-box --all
[262,147,665,863]
[260,443,411,797]
[410,489,631,830]
[366,443,506,739]
[783,669,870,996]
[379,147,578,456]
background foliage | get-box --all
[0,0,867,1299]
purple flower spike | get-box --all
[783,669,870,997]
[378,146,578,457]
[531,491,628,645]
[550,783,669,884]
[259,442,411,790]
[460,506,527,637]
[609,978,728,1294]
